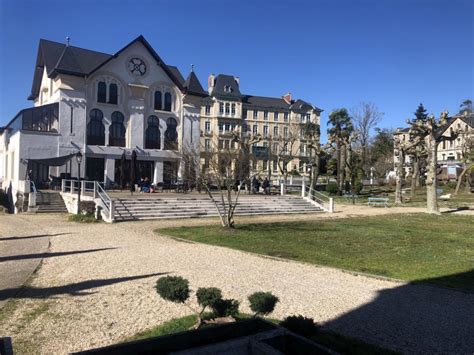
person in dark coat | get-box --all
[263,177,270,195]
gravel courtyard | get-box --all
[0,210,473,354]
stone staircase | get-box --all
[34,191,68,213]
[113,194,324,221]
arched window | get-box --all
[97,82,107,103]
[164,117,178,150]
[164,92,172,111]
[109,111,125,147]
[87,109,105,145]
[145,115,161,149]
[154,91,162,110]
[108,83,118,104]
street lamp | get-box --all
[76,151,83,214]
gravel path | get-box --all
[0,210,472,354]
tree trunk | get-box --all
[395,150,404,204]
[425,136,439,214]
[454,167,467,195]
[336,140,342,194]
[410,155,419,198]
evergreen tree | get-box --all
[458,99,472,115]
[414,103,428,122]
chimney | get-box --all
[282,92,292,104]
[208,73,215,94]
[234,76,240,85]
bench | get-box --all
[367,197,389,207]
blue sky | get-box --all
[0,0,472,142]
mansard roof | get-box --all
[28,35,186,100]
[184,71,207,97]
[212,74,242,98]
[242,95,323,112]
[242,95,290,109]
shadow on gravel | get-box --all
[0,233,71,241]
[0,272,169,301]
[0,247,117,263]
[324,270,474,354]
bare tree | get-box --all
[197,140,242,228]
[351,102,384,174]
[454,127,474,194]
[408,111,459,213]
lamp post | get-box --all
[76,151,83,214]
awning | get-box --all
[28,153,77,166]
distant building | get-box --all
[201,74,322,178]
[393,112,474,179]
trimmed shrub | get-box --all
[280,315,318,337]
[325,182,338,195]
[196,287,222,309]
[155,276,190,303]
[212,298,240,317]
[248,292,279,316]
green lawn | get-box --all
[158,214,474,290]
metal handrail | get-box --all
[95,182,114,221]
[304,185,334,212]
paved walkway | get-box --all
[0,214,58,308]
[0,210,472,354]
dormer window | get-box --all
[224,85,232,93]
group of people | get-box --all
[250,176,271,195]
[138,177,153,193]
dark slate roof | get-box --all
[242,95,290,110]
[29,35,186,100]
[212,74,241,98]
[29,39,111,100]
[184,71,207,97]
[168,66,185,86]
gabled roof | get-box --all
[212,74,242,98]
[183,71,207,97]
[29,39,111,100]
[28,35,186,100]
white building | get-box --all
[0,35,207,206]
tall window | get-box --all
[97,82,107,103]
[219,103,224,115]
[87,109,105,145]
[109,111,125,147]
[284,127,288,138]
[253,110,258,118]
[164,117,178,150]
[205,121,211,133]
[264,111,268,120]
[243,109,247,118]
[164,92,172,111]
[273,126,279,137]
[231,103,236,115]
[108,83,118,104]
[225,103,230,115]
[145,115,161,149]
[284,112,289,122]
[154,91,162,110]
[263,126,269,137]
[274,112,279,121]
[253,125,258,135]
[205,105,211,115]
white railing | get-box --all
[61,179,114,222]
[303,184,334,212]
[95,181,114,222]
